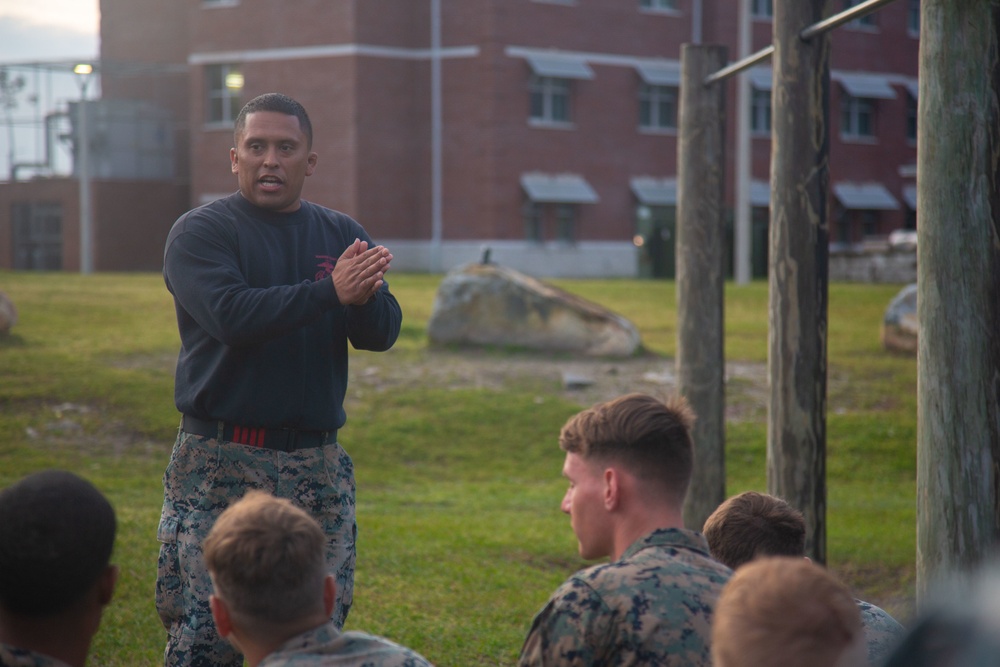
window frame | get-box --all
[638,82,679,132]
[205,63,244,126]
[751,0,773,19]
[844,0,878,29]
[529,75,573,125]
[840,94,876,140]
[750,87,772,135]
[639,0,679,12]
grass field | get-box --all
[0,271,917,666]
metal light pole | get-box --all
[74,63,94,274]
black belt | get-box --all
[181,415,337,452]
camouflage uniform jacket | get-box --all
[856,598,906,665]
[0,644,71,667]
[518,528,732,667]
[258,620,434,667]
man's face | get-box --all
[230,110,317,212]
[561,452,612,561]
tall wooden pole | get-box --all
[916,0,1000,601]
[677,43,728,531]
[766,0,830,564]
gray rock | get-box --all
[0,291,16,335]
[881,283,918,354]
[427,263,642,357]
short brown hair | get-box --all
[203,492,327,629]
[559,393,695,502]
[702,491,806,569]
[712,557,863,667]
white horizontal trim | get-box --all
[833,182,900,210]
[189,44,479,65]
[630,177,677,205]
[522,172,599,204]
[635,61,681,86]
[526,54,594,80]
[832,71,897,99]
[506,46,680,73]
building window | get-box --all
[529,75,571,124]
[12,202,63,270]
[523,201,544,241]
[844,0,877,28]
[861,210,878,237]
[841,95,875,139]
[906,93,917,143]
[751,0,773,18]
[751,88,771,134]
[639,83,678,131]
[523,202,577,242]
[206,63,243,125]
[555,204,576,242]
[908,0,920,35]
[640,0,678,10]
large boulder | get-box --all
[428,262,642,357]
[0,291,16,336]
[881,283,918,354]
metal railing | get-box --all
[703,0,900,85]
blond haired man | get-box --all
[203,492,431,667]
[518,393,731,666]
[712,557,868,667]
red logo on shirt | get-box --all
[315,255,337,281]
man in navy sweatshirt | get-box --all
[159,92,401,667]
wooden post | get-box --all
[916,0,1000,601]
[677,43,727,531]
[766,0,830,564]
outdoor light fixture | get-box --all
[225,72,244,89]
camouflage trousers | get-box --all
[155,428,356,667]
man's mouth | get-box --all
[259,176,283,190]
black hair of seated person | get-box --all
[0,470,116,616]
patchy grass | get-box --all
[0,271,917,665]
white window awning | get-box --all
[526,54,594,80]
[634,61,682,87]
[630,177,677,205]
[750,180,770,207]
[904,79,919,99]
[522,173,599,204]
[747,67,772,91]
[833,182,901,210]
[902,185,917,210]
[834,72,897,99]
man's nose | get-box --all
[561,491,571,514]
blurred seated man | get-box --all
[0,470,118,667]
[712,557,867,667]
[518,393,732,666]
[203,491,433,667]
[703,491,905,664]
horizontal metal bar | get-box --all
[703,0,899,85]
[800,0,898,40]
[703,45,774,86]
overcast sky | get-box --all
[0,0,99,62]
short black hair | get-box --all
[0,470,116,616]
[233,92,314,148]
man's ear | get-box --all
[210,594,233,638]
[97,564,119,606]
[603,467,620,511]
[323,575,337,617]
[230,147,239,174]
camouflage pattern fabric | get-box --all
[0,644,72,667]
[156,429,357,667]
[518,528,731,667]
[258,620,434,667]
[857,598,906,665]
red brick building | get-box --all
[3,0,919,276]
